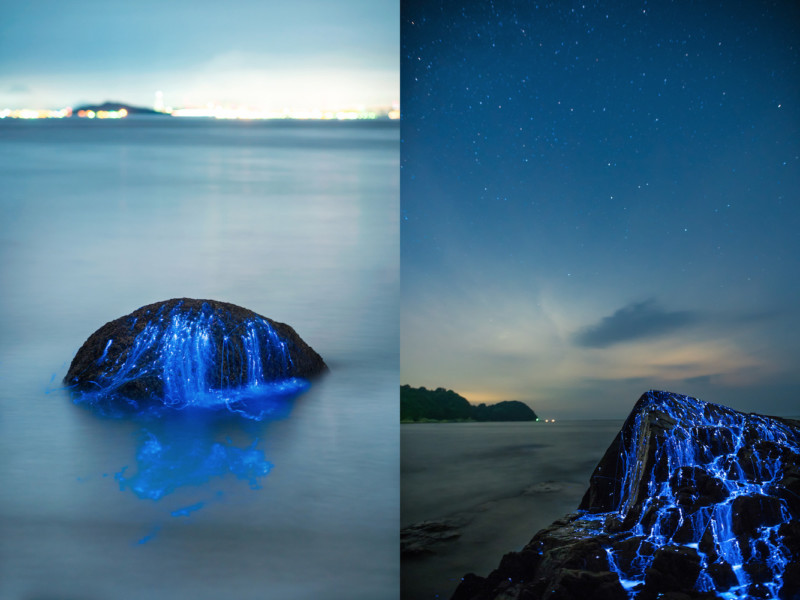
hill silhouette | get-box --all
[73,101,167,116]
[401,385,538,422]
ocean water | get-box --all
[0,118,399,599]
[401,420,623,600]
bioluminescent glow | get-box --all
[577,391,799,599]
[136,525,161,545]
[66,299,324,540]
[116,430,271,502]
[67,299,317,420]
[171,502,205,518]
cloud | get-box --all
[574,299,698,348]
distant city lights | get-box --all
[76,108,128,119]
[169,105,394,120]
[1,100,399,121]
[0,107,72,119]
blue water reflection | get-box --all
[67,378,308,539]
[115,429,271,501]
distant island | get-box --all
[72,101,167,116]
[401,385,538,423]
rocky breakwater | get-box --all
[452,390,800,600]
[65,298,327,412]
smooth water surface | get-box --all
[0,118,399,599]
[401,420,623,599]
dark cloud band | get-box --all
[574,299,698,348]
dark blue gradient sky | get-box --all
[401,1,800,418]
[0,0,398,110]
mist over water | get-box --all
[401,420,623,599]
[0,118,399,599]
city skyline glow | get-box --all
[0,98,400,121]
[0,0,398,113]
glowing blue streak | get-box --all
[577,391,798,599]
[171,502,205,517]
[71,301,310,420]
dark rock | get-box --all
[730,493,787,537]
[707,560,738,589]
[543,569,628,600]
[689,425,737,458]
[65,298,327,405]
[641,545,701,594]
[451,391,800,600]
[781,562,800,600]
[668,466,727,510]
[451,573,492,600]
[401,519,464,556]
[610,535,656,575]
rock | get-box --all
[546,570,629,600]
[401,519,465,556]
[65,298,327,406]
[451,391,800,600]
[641,545,701,595]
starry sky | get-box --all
[0,0,397,111]
[401,1,800,418]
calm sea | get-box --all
[401,420,624,600]
[0,117,399,599]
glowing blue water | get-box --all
[578,391,799,599]
[115,430,270,501]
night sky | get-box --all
[0,0,397,111]
[401,1,800,418]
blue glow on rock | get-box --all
[577,390,799,599]
[69,301,312,419]
[66,300,325,539]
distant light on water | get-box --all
[170,104,395,120]
[1,103,398,120]
[0,107,72,119]
[76,108,128,119]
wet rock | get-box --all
[641,545,701,594]
[707,560,738,589]
[782,562,800,600]
[730,493,787,536]
[65,298,327,404]
[545,569,628,600]
[451,391,800,600]
[401,519,464,556]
